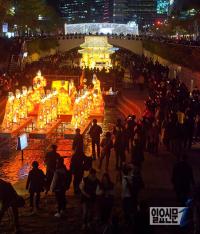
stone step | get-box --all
[117,94,143,119]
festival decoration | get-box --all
[1,71,104,134]
[79,36,114,70]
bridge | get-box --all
[58,35,144,55]
[56,34,200,89]
[10,33,200,90]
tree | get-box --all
[9,0,61,35]
[178,0,200,11]
[0,0,12,24]
[38,5,63,34]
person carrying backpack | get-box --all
[51,157,72,218]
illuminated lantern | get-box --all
[57,88,71,114]
[92,74,101,95]
[1,92,15,129]
[20,86,28,118]
[32,71,46,103]
[36,91,58,129]
[12,89,21,123]
[79,36,114,70]
[92,74,103,110]
[69,80,77,99]
[26,86,34,113]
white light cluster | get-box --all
[64,22,139,35]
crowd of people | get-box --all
[1,48,200,234]
[0,110,199,234]
[0,50,124,98]
[0,118,148,234]
[0,72,27,98]
[3,34,200,47]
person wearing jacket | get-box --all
[80,168,99,230]
[172,154,194,206]
[71,128,85,194]
[131,138,144,169]
[70,151,85,195]
[89,119,102,160]
[44,144,61,194]
[0,179,21,234]
[96,173,114,224]
[26,161,45,211]
[121,164,134,224]
[113,119,126,169]
[51,157,70,218]
[98,131,113,171]
[72,128,84,154]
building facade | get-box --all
[64,22,139,35]
[58,0,89,23]
[127,0,157,27]
[113,0,128,23]
[55,0,160,28]
[57,0,114,24]
[157,0,170,15]
[156,0,170,22]
[103,0,114,22]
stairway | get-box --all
[7,40,23,74]
[117,91,145,119]
[8,55,21,74]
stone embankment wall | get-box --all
[143,49,200,90]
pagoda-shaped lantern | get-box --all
[79,36,114,70]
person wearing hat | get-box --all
[45,144,61,194]
[26,161,45,211]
